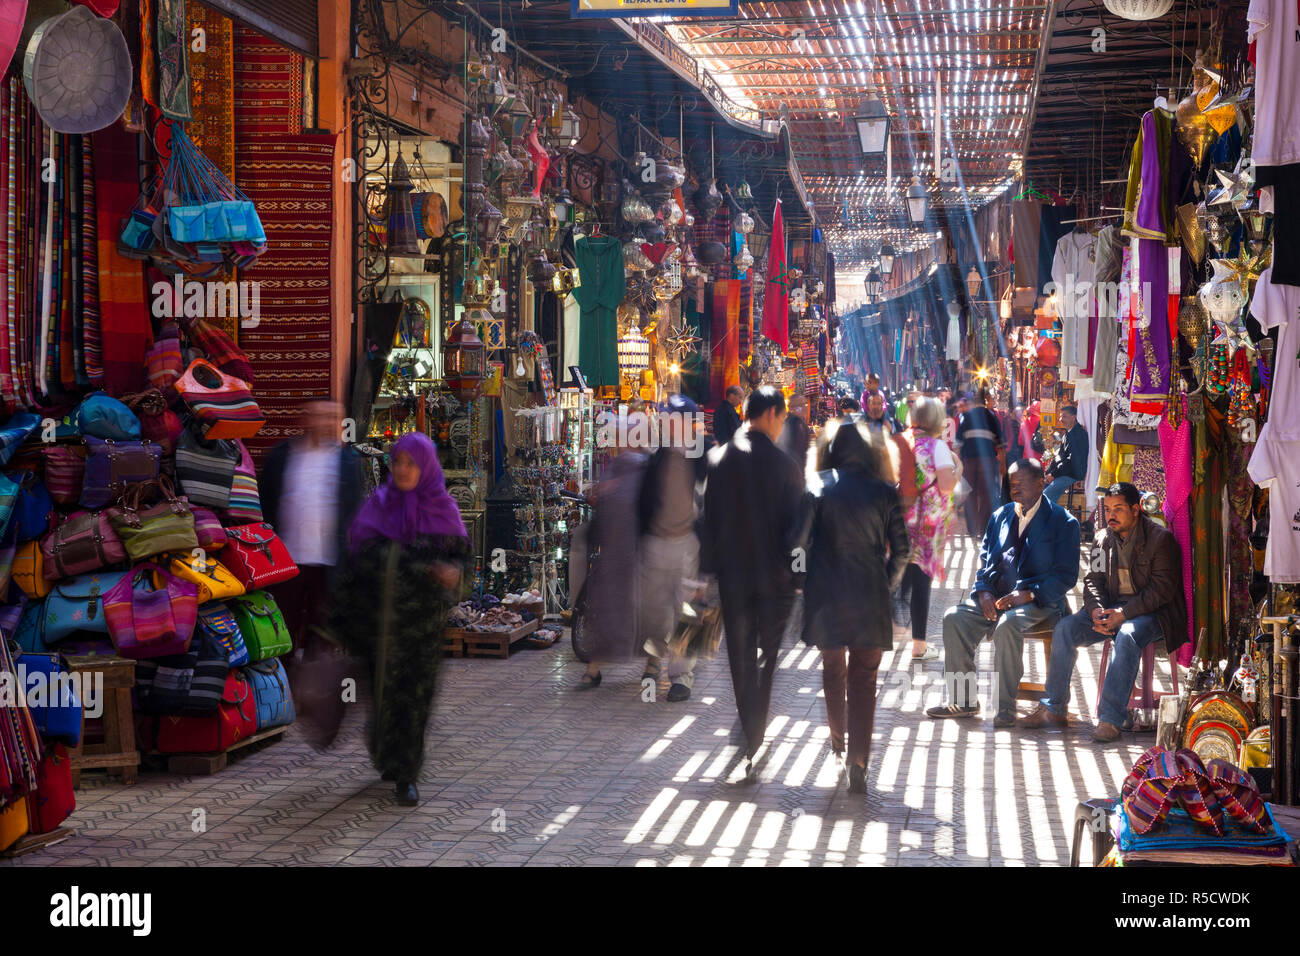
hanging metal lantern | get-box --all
[386,153,423,258]
[476,198,503,244]
[1102,0,1173,20]
[736,179,754,202]
[734,211,755,234]
[694,178,722,221]
[527,250,556,288]
[443,317,485,400]
[618,325,650,375]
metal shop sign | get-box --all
[571,0,739,18]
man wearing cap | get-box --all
[637,395,707,702]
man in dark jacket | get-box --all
[1043,405,1088,504]
[702,386,806,771]
[261,400,366,655]
[712,385,745,446]
[1023,482,1186,742]
[777,393,812,475]
[956,387,1005,537]
[926,459,1080,727]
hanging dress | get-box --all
[572,235,624,388]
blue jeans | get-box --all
[1043,609,1162,727]
[1044,475,1077,505]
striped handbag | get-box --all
[220,441,263,523]
[174,359,265,440]
[175,423,238,508]
[101,562,199,660]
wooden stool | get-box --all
[64,655,139,788]
[1018,622,1055,701]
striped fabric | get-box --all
[220,440,263,523]
[81,131,101,386]
[1123,746,1231,836]
[175,441,237,509]
[1205,758,1266,834]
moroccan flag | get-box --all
[761,199,788,350]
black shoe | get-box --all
[395,781,419,806]
[666,683,691,702]
[576,671,602,690]
[848,763,867,794]
[994,708,1018,728]
[381,770,395,782]
[926,703,980,719]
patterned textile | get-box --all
[906,433,956,580]
[0,80,12,409]
[737,269,752,361]
[1226,435,1254,643]
[233,25,304,136]
[709,279,740,399]
[234,135,335,463]
[156,0,193,121]
[800,341,818,396]
[1205,759,1269,834]
[1131,444,1165,499]
[1122,747,1224,836]
[1192,400,1227,661]
[81,132,101,387]
[0,633,43,803]
[186,3,234,182]
[1159,411,1195,663]
[702,208,731,281]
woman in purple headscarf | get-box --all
[328,433,469,806]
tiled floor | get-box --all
[4,535,1166,867]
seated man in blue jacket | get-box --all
[926,458,1080,727]
[1043,405,1088,504]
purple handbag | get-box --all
[41,445,86,506]
[102,562,199,660]
[192,507,228,549]
[39,510,128,581]
[79,437,162,509]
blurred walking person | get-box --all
[328,433,469,806]
[802,421,908,794]
[777,393,813,476]
[957,387,1004,537]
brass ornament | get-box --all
[1174,86,1216,167]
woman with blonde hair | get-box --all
[899,397,959,662]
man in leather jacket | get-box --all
[1022,482,1186,742]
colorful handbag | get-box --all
[174,358,265,440]
[40,445,85,506]
[191,507,228,549]
[12,542,51,599]
[219,523,297,589]
[197,601,250,667]
[133,625,230,716]
[14,649,83,746]
[107,477,199,561]
[167,553,245,604]
[40,510,127,580]
[0,797,28,852]
[227,591,292,661]
[220,440,263,523]
[155,669,258,753]
[42,570,127,645]
[25,743,74,835]
[243,658,295,730]
[10,472,52,543]
[79,436,162,509]
[101,562,199,660]
[13,601,49,652]
[75,392,142,441]
[122,388,184,457]
[0,470,16,535]
[174,423,238,508]
[144,322,184,394]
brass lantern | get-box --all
[443,317,485,400]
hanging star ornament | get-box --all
[1206,157,1255,212]
[663,317,702,360]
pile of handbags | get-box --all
[0,368,298,765]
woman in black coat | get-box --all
[802,421,909,795]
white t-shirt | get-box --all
[1250,266,1300,440]
[1247,424,1300,583]
[280,443,342,567]
[1248,0,1300,167]
[931,439,955,471]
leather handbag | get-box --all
[219,523,297,589]
[243,658,295,730]
[174,358,266,440]
[220,440,262,523]
[174,423,238,508]
[79,436,162,509]
[40,510,128,580]
[107,477,199,561]
[42,570,127,645]
[101,562,199,660]
[13,542,51,599]
[0,797,28,852]
[25,743,75,835]
[133,625,230,716]
[191,507,228,549]
[155,669,258,753]
[40,445,85,506]
[227,591,292,661]
[74,391,142,441]
[167,553,245,604]
[10,472,52,542]
[14,649,83,746]
[122,388,184,457]
[197,601,250,667]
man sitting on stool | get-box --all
[1043,405,1088,504]
[1022,482,1186,742]
[926,459,1080,727]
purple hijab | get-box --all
[348,432,467,555]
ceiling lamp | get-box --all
[864,269,883,302]
[1102,0,1174,19]
[854,89,890,157]
[878,243,896,276]
[966,267,982,300]
[905,177,928,226]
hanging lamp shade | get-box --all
[1102,0,1174,20]
[23,4,131,134]
[443,317,485,400]
[966,267,982,300]
[878,243,896,275]
[386,153,423,258]
[905,177,928,226]
[864,269,883,301]
[618,326,650,375]
[854,91,890,156]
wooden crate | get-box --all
[446,619,539,659]
[1,827,73,858]
[443,631,464,658]
[160,725,288,776]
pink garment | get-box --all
[1020,400,1041,452]
[1159,410,1195,666]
